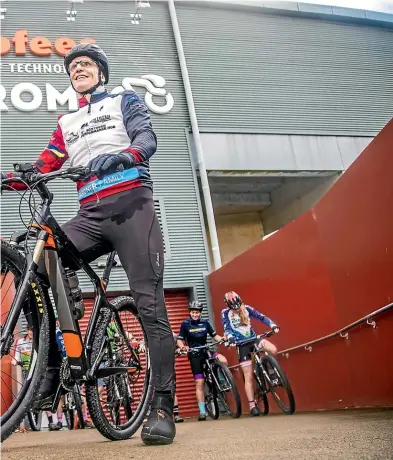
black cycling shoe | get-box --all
[32,368,60,410]
[198,413,207,421]
[141,392,176,445]
[174,415,184,423]
[250,407,260,417]
[48,422,60,431]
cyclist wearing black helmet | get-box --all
[177,301,226,421]
[2,44,175,445]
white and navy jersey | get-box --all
[221,305,276,343]
[34,90,157,205]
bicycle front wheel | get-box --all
[86,296,152,441]
[212,362,242,418]
[204,381,219,420]
[262,355,295,415]
[1,241,49,442]
[27,409,42,431]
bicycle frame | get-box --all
[1,175,130,384]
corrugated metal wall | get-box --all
[0,2,210,308]
[176,4,393,136]
[80,292,198,417]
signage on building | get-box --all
[0,30,174,114]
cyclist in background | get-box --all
[221,291,280,417]
[177,301,226,421]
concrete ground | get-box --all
[2,409,393,460]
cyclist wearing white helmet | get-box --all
[3,43,175,445]
[221,291,279,417]
[177,301,226,421]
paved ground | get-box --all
[2,409,393,460]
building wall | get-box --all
[262,175,341,234]
[177,3,393,136]
[208,119,393,412]
[214,213,265,265]
[0,1,210,306]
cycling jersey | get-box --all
[14,336,32,370]
[178,318,217,353]
[221,306,276,343]
[34,90,156,205]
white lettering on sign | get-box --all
[46,84,78,112]
[0,74,174,114]
[11,83,43,111]
[4,63,67,74]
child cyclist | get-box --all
[221,291,280,417]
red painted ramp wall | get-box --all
[208,118,393,413]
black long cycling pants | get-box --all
[52,187,175,392]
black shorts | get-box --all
[189,353,206,380]
[237,343,254,364]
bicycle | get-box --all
[177,340,242,419]
[28,383,85,431]
[237,331,295,415]
[1,164,152,442]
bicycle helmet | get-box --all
[224,291,242,310]
[188,301,203,312]
[64,43,109,95]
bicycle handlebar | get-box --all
[2,165,92,186]
[175,339,226,356]
[235,330,276,346]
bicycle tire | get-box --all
[86,296,152,441]
[204,381,219,420]
[1,241,49,442]
[64,409,75,430]
[212,361,242,418]
[73,385,85,429]
[262,355,295,415]
[27,409,42,431]
[254,363,269,416]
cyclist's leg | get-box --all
[101,188,175,443]
[189,355,206,419]
[237,345,258,414]
[259,339,277,356]
[102,188,174,394]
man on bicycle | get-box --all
[177,301,226,421]
[2,43,175,445]
[221,291,279,416]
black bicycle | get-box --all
[1,164,152,442]
[28,383,85,431]
[238,331,295,416]
[177,341,242,419]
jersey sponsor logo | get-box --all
[90,114,111,124]
[66,131,79,146]
[77,167,140,200]
[189,327,206,333]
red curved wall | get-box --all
[208,119,393,412]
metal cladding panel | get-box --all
[0,2,209,308]
[176,4,393,135]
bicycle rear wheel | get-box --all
[262,355,295,415]
[212,362,242,418]
[1,241,49,442]
[86,296,152,441]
